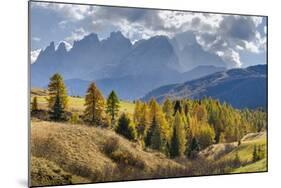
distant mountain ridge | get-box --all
[31,31,133,87]
[142,64,267,109]
[32,31,227,100]
[64,65,225,99]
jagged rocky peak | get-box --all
[109,31,125,39]
[83,33,99,43]
[105,31,132,45]
[56,42,67,53]
[147,35,172,46]
[71,33,100,50]
[44,41,55,53]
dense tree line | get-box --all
[32,73,267,159]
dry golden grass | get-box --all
[31,120,185,186]
[199,132,266,162]
[31,88,135,114]
[30,88,267,185]
[197,132,267,174]
[31,156,90,187]
[199,142,238,161]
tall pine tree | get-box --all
[106,90,120,125]
[170,112,186,158]
[50,93,65,121]
[47,73,68,110]
[150,116,162,150]
[188,137,200,159]
[83,82,105,126]
[174,100,182,115]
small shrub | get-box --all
[103,137,119,155]
[31,109,49,121]
[116,113,137,140]
[69,112,80,124]
[110,149,145,169]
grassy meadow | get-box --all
[31,88,135,115]
[30,88,267,186]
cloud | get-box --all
[32,37,41,42]
[243,41,260,53]
[31,2,266,68]
[219,16,261,41]
[31,1,96,21]
[65,28,89,43]
[195,15,265,67]
[30,49,41,63]
[56,41,72,51]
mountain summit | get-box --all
[31,31,234,100]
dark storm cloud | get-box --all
[191,17,201,27]
[220,16,257,41]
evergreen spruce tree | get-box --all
[188,137,200,159]
[50,94,65,121]
[116,113,136,140]
[169,112,186,158]
[145,116,156,147]
[150,116,162,150]
[106,90,120,125]
[170,125,179,158]
[47,73,68,109]
[83,82,105,126]
[174,100,182,115]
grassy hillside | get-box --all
[31,121,185,186]
[31,156,90,187]
[219,132,266,164]
[30,88,267,186]
[198,132,267,173]
[31,88,135,114]
[232,158,267,173]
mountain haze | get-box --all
[142,64,267,109]
[31,31,227,99]
[65,64,225,99]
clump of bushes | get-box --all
[110,149,145,169]
[103,138,145,169]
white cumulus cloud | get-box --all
[30,49,41,64]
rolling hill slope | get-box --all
[142,64,267,109]
[199,131,267,173]
[31,121,185,186]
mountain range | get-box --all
[31,31,226,100]
[142,64,267,109]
